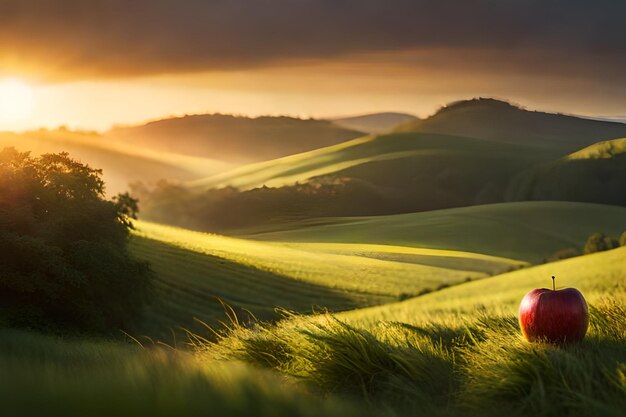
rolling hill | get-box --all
[396,98,626,152]
[4,207,625,417]
[189,131,552,192]
[237,201,626,263]
[106,114,364,164]
[332,112,418,133]
[506,137,626,206]
[342,245,626,326]
[0,129,229,194]
[126,201,626,339]
[205,245,626,417]
[130,219,524,339]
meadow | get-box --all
[202,247,626,417]
[3,240,624,417]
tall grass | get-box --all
[198,297,626,417]
[0,328,377,417]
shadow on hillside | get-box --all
[128,237,392,344]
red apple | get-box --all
[518,276,589,343]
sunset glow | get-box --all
[0,78,34,128]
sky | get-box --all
[0,0,625,131]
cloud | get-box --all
[0,0,624,82]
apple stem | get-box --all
[552,276,555,291]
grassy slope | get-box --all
[240,201,626,263]
[0,130,228,194]
[0,327,371,417]
[3,248,624,417]
[189,131,551,190]
[567,137,626,160]
[506,137,626,205]
[3,222,625,416]
[129,236,378,340]
[343,246,626,325]
[130,221,524,339]
[208,247,626,417]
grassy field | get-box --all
[130,220,525,340]
[129,235,379,341]
[205,247,626,417]
[238,201,626,262]
[2,218,625,416]
[126,201,626,339]
[0,327,373,417]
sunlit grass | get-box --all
[0,328,372,417]
[239,201,626,263]
[201,248,626,416]
[567,137,626,160]
[133,221,497,299]
[342,246,626,326]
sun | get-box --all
[0,78,35,125]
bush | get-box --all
[544,247,580,263]
[620,231,626,247]
[0,148,153,332]
[583,232,619,255]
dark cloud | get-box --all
[0,0,624,81]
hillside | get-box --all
[332,112,418,133]
[238,201,626,263]
[396,98,626,152]
[190,131,552,191]
[206,246,626,417]
[567,137,626,159]
[129,220,526,339]
[106,114,363,164]
[126,201,626,338]
[342,245,626,325]
[0,130,228,194]
[507,137,626,206]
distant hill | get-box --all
[237,201,626,263]
[190,131,555,192]
[332,112,418,134]
[0,129,229,194]
[136,132,562,232]
[193,99,626,192]
[506,137,626,206]
[136,99,626,232]
[396,98,626,152]
[106,114,364,164]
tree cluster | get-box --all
[0,148,152,332]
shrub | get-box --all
[583,232,619,254]
[0,148,153,332]
[544,247,580,263]
[620,231,626,247]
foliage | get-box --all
[0,148,152,332]
[583,232,619,254]
[544,247,580,263]
[620,231,626,247]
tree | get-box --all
[0,148,153,332]
[583,232,619,255]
